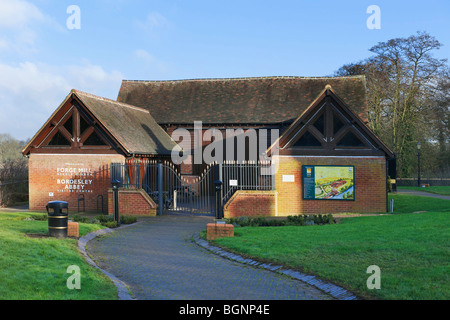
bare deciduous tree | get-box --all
[0,134,29,206]
[335,31,449,177]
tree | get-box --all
[0,134,29,206]
[335,31,448,177]
[427,69,450,175]
[0,134,27,163]
[335,57,391,136]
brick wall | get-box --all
[28,153,125,212]
[108,188,157,216]
[275,156,387,215]
[222,156,387,218]
[224,190,278,218]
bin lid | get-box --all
[46,201,69,208]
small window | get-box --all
[333,114,345,135]
[336,131,365,147]
[48,131,71,146]
[80,116,90,134]
[83,131,107,146]
[63,116,73,134]
[312,113,325,135]
[293,131,322,147]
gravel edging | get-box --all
[193,234,358,301]
[77,223,143,300]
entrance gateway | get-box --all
[110,160,273,215]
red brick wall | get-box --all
[108,188,157,216]
[275,156,387,215]
[224,190,278,218]
[28,153,125,212]
[223,157,386,218]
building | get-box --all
[22,89,178,213]
[22,76,394,216]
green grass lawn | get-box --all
[0,212,118,300]
[388,193,450,213]
[398,186,450,196]
[215,194,450,300]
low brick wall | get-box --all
[224,190,277,218]
[206,223,234,240]
[108,188,157,216]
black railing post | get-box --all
[112,179,121,226]
[218,163,223,197]
[214,180,223,219]
[97,195,104,214]
[78,194,85,213]
[158,161,163,215]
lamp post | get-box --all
[417,142,421,187]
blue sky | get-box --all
[1,0,449,141]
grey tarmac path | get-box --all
[395,188,450,200]
[86,214,334,300]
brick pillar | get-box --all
[68,221,79,238]
[206,223,234,241]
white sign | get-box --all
[49,192,54,197]
[56,164,94,193]
[282,175,295,182]
[229,179,238,186]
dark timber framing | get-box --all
[22,90,178,158]
[23,94,125,155]
[268,86,394,158]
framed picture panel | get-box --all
[302,165,355,201]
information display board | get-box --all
[302,165,355,200]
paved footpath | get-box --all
[395,188,450,200]
[86,215,333,300]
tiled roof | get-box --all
[117,76,368,124]
[74,90,179,155]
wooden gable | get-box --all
[22,92,125,155]
[268,86,394,158]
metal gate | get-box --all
[111,160,219,215]
[158,162,220,215]
[111,160,273,216]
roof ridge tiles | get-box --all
[121,75,364,83]
[71,89,149,113]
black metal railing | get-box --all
[110,160,274,215]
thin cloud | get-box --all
[135,49,157,63]
[133,11,170,39]
[0,61,123,140]
[0,0,65,54]
[0,0,44,29]
[134,49,168,74]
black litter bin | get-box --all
[46,201,69,238]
